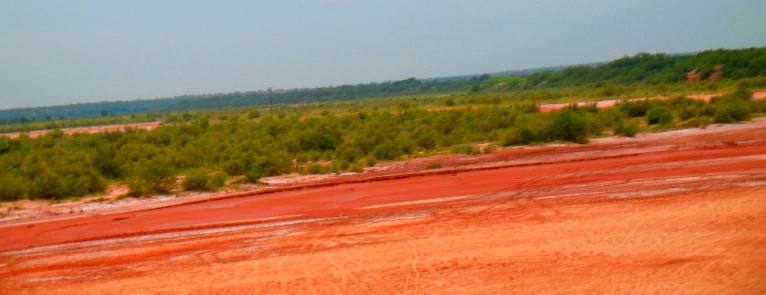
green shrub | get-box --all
[372,141,402,160]
[548,109,590,143]
[646,106,674,125]
[415,130,437,150]
[678,104,702,120]
[614,119,640,137]
[364,157,376,167]
[208,172,227,188]
[183,171,209,191]
[0,138,15,155]
[727,101,752,121]
[336,143,364,163]
[730,87,753,101]
[223,160,246,176]
[307,162,324,174]
[183,170,227,191]
[755,99,766,113]
[27,165,104,200]
[0,174,28,201]
[338,160,351,171]
[251,153,292,177]
[298,124,340,151]
[714,100,751,123]
[245,167,264,183]
[683,116,714,128]
[128,162,175,196]
[595,109,622,129]
[92,147,124,179]
[500,126,540,146]
[515,126,539,144]
[29,171,61,199]
[618,100,652,117]
[499,129,517,147]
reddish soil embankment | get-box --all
[0,122,161,139]
[538,89,766,112]
[1,120,766,293]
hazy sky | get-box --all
[1,0,765,109]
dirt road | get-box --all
[0,122,161,139]
[1,120,766,293]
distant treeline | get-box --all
[2,47,766,124]
[472,47,766,92]
[0,78,474,124]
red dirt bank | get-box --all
[538,89,766,112]
[1,120,766,293]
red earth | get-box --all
[538,89,766,112]
[1,118,766,293]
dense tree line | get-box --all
[0,78,474,124]
[472,47,766,92]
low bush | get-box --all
[245,167,264,183]
[614,118,640,137]
[128,162,175,196]
[28,166,104,200]
[223,160,246,176]
[183,170,227,191]
[372,140,403,160]
[646,106,674,125]
[713,99,751,123]
[547,109,590,143]
[306,162,325,174]
[755,99,766,113]
[500,126,540,146]
[0,174,28,201]
[618,100,652,117]
[683,116,714,129]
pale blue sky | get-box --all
[1,0,765,109]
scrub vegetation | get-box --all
[1,47,766,201]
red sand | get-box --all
[0,122,161,139]
[1,119,766,293]
[754,89,766,101]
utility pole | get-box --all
[268,87,273,118]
